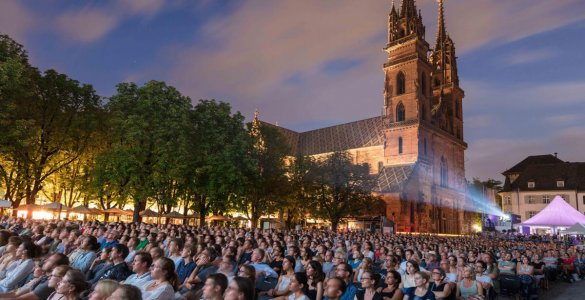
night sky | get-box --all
[2,0,585,182]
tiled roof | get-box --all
[502,162,585,192]
[267,116,388,156]
[503,154,563,175]
[375,164,417,193]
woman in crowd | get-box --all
[349,250,363,272]
[89,279,120,300]
[354,257,374,284]
[263,255,295,298]
[299,247,312,272]
[0,239,37,292]
[109,284,143,300]
[51,269,90,300]
[429,267,454,300]
[225,277,256,300]
[46,265,71,300]
[381,270,403,300]
[306,260,325,300]
[354,270,381,300]
[362,242,374,260]
[237,264,257,287]
[274,272,309,300]
[456,266,483,300]
[399,260,420,291]
[403,271,435,300]
[142,257,178,300]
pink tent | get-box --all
[522,195,585,227]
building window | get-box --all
[557,180,565,188]
[421,72,427,96]
[398,137,403,154]
[440,156,448,187]
[527,181,535,189]
[582,195,585,205]
[378,161,383,173]
[424,139,427,155]
[542,195,550,204]
[525,195,536,204]
[396,102,405,122]
[526,211,537,219]
[396,72,406,95]
[505,196,512,205]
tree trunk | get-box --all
[331,220,339,232]
[198,196,206,227]
[133,200,146,223]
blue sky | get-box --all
[1,0,585,181]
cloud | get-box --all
[503,48,557,65]
[52,1,168,44]
[0,1,35,42]
[465,115,496,128]
[55,10,119,44]
[544,113,582,125]
[466,126,585,180]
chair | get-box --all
[499,274,522,298]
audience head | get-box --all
[108,284,142,300]
[325,276,346,299]
[57,269,90,298]
[152,257,180,291]
[224,277,255,300]
[89,279,119,300]
[202,273,228,300]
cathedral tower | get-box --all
[381,0,468,233]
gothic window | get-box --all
[396,102,405,122]
[434,77,441,87]
[421,72,427,96]
[440,156,448,187]
[396,72,406,95]
[424,138,427,155]
[398,137,403,154]
[421,104,426,121]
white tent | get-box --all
[562,223,585,235]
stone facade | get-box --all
[269,0,468,233]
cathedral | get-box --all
[270,0,468,233]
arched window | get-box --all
[421,72,426,96]
[434,77,441,87]
[396,102,405,122]
[440,156,448,187]
[396,72,406,95]
[398,137,403,154]
[424,138,427,155]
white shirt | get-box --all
[141,281,174,300]
[124,272,152,288]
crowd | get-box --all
[0,216,583,300]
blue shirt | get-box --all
[100,240,118,251]
[176,259,196,284]
[71,250,97,274]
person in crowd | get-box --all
[354,270,380,300]
[44,265,71,300]
[0,230,12,257]
[498,253,516,275]
[70,235,99,274]
[326,251,347,280]
[100,230,119,251]
[322,250,335,277]
[182,247,218,292]
[250,248,279,292]
[224,277,255,300]
[50,269,90,300]
[0,236,22,274]
[167,238,183,268]
[335,263,357,300]
[88,279,119,300]
[141,257,177,300]
[531,253,545,287]
[323,276,346,300]
[403,271,434,300]
[90,244,131,285]
[456,266,483,300]
[201,273,228,300]
[123,252,153,288]
[399,260,420,291]
[124,237,140,265]
[306,260,325,300]
[348,250,363,272]
[473,261,493,293]
[87,247,112,281]
[175,244,196,287]
[269,245,285,275]
[380,270,402,300]
[262,255,295,299]
[108,284,143,300]
[429,267,453,300]
[425,252,440,271]
[353,257,373,284]
[0,239,37,292]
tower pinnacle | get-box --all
[435,0,446,51]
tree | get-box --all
[101,81,192,222]
[234,115,291,228]
[306,151,382,232]
[183,100,250,226]
[284,154,318,229]
[0,37,102,217]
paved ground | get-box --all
[498,278,585,299]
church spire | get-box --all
[435,0,446,51]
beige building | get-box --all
[271,0,470,233]
[500,154,585,223]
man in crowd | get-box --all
[201,273,228,300]
[123,252,152,288]
[91,244,131,285]
[335,263,357,300]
